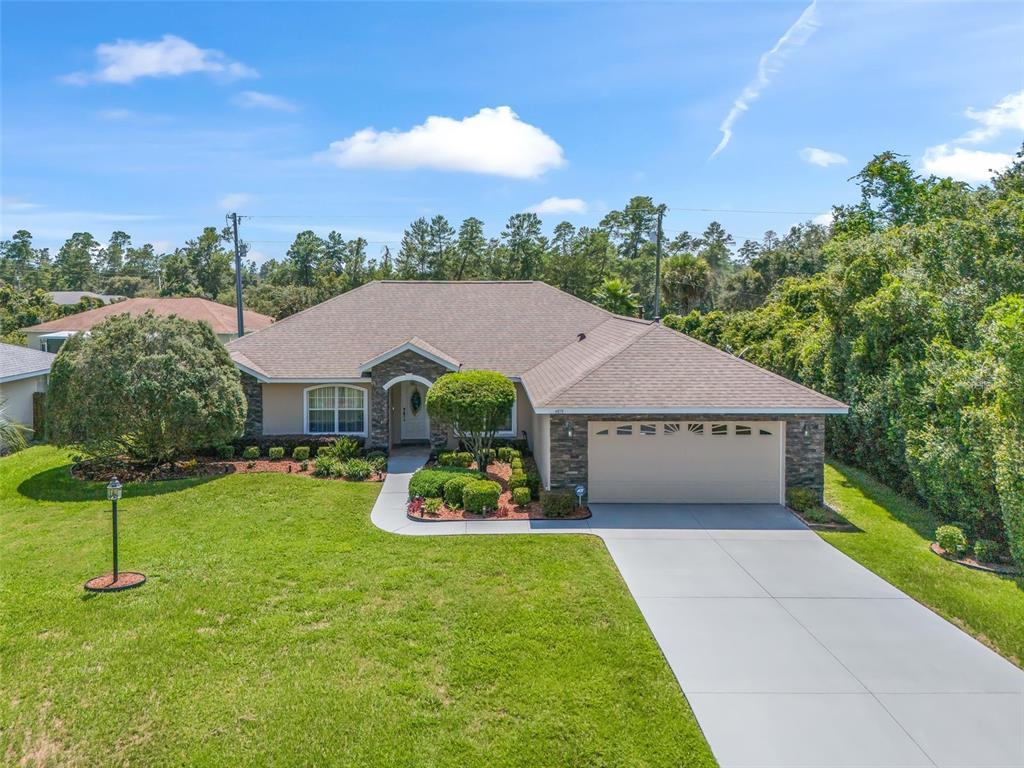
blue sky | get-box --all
[2,1,1022,264]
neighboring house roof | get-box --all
[47,291,126,306]
[0,343,56,384]
[21,297,274,336]
[226,280,847,414]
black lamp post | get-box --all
[84,476,146,592]
[108,477,122,581]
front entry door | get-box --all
[400,381,429,441]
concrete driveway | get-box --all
[372,451,1024,767]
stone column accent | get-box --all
[547,413,826,501]
[240,372,263,437]
[367,350,452,450]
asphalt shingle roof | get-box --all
[0,343,55,383]
[21,297,274,336]
[227,281,847,413]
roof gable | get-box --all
[21,297,274,335]
[359,337,460,373]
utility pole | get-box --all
[653,204,666,322]
[230,212,245,336]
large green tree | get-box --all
[47,312,246,463]
[426,371,516,470]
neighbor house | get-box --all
[227,281,847,503]
[21,297,274,352]
[0,342,55,434]
[47,290,126,306]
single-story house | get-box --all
[227,281,847,503]
[47,291,126,306]
[21,297,274,352]
[0,342,55,433]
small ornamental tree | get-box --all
[426,371,515,471]
[47,311,246,464]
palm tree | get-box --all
[593,278,639,317]
[0,397,27,454]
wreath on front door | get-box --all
[410,389,422,415]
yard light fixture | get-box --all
[84,477,146,593]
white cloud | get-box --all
[217,193,253,210]
[711,1,820,158]
[800,147,847,167]
[151,240,175,253]
[233,90,297,112]
[961,90,1024,144]
[921,145,1013,183]
[527,197,588,215]
[812,211,834,226]
[62,34,257,85]
[319,106,565,178]
[920,89,1022,183]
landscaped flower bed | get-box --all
[70,438,387,483]
[406,453,589,521]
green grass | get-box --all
[824,461,1024,667]
[0,447,714,768]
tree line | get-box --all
[1,201,827,339]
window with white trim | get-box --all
[305,385,367,435]
[495,392,517,436]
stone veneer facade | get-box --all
[548,413,826,501]
[368,349,452,450]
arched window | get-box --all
[304,385,367,436]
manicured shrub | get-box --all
[313,456,339,477]
[509,471,529,492]
[291,446,310,461]
[786,487,819,514]
[268,446,285,460]
[443,474,475,507]
[541,491,575,518]
[510,458,524,473]
[526,472,541,499]
[512,487,532,507]
[216,444,235,460]
[438,451,474,468]
[424,497,443,516]
[408,467,481,500]
[497,446,513,463]
[508,449,522,461]
[242,445,260,460]
[936,525,968,557]
[339,458,374,481]
[973,539,1000,563]
[463,480,501,514]
[319,436,360,462]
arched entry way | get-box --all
[383,374,434,444]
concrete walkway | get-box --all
[371,447,1024,768]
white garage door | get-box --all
[587,420,784,503]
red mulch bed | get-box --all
[84,571,146,591]
[71,457,383,483]
[408,460,590,521]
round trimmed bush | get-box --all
[216,444,235,460]
[512,486,531,507]
[408,467,481,500]
[463,480,501,514]
[936,525,968,557]
[509,471,529,492]
[973,539,1000,563]
[291,446,310,461]
[242,445,260,460]
[268,446,285,460]
[443,475,475,507]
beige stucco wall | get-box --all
[24,333,46,352]
[261,382,372,436]
[532,412,551,490]
[0,374,46,431]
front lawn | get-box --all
[0,447,714,768]
[824,462,1024,667]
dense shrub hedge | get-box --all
[408,467,481,500]
[443,475,475,507]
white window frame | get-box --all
[302,384,369,437]
[495,391,518,437]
